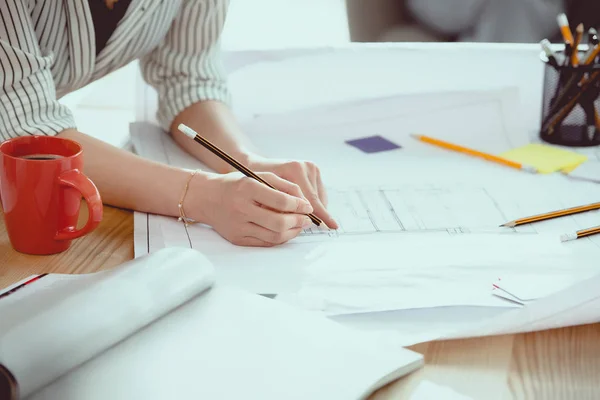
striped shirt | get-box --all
[0,0,231,141]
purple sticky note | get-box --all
[345,135,401,153]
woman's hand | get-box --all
[188,171,315,247]
[247,157,339,229]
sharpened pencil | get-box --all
[177,123,322,227]
[501,201,600,227]
[571,23,584,65]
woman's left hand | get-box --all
[248,156,339,229]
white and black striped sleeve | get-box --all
[139,0,232,132]
[0,0,76,140]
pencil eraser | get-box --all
[345,135,401,154]
[557,13,568,26]
[178,124,196,139]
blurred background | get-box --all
[63,0,600,147]
[347,0,598,43]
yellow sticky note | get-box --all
[499,144,587,174]
[561,164,581,174]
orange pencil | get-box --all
[501,202,600,227]
[557,13,574,46]
[582,43,600,65]
[410,134,536,173]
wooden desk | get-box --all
[1,205,599,399]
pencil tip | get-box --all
[500,222,515,228]
[576,23,584,32]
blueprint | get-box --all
[130,89,600,296]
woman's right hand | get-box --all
[187,171,315,247]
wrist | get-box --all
[182,170,219,226]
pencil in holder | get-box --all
[539,50,600,147]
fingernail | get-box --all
[302,218,313,228]
[301,202,313,214]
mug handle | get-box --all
[54,169,103,241]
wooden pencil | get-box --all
[560,225,600,242]
[557,13,575,48]
[177,124,323,227]
[410,134,536,172]
[501,201,600,227]
[571,23,584,65]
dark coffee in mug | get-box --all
[19,154,65,160]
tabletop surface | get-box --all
[1,205,599,399]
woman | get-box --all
[0,0,337,247]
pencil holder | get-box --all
[539,50,600,147]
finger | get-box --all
[245,222,304,245]
[308,168,328,208]
[250,174,313,214]
[259,171,307,200]
[315,168,328,207]
[308,170,320,201]
[247,204,312,233]
[294,174,339,229]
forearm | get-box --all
[170,100,259,173]
[57,129,195,217]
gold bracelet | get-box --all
[178,169,199,227]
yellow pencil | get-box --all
[557,13,574,47]
[501,201,600,227]
[571,23,584,65]
[560,224,600,242]
[410,134,536,173]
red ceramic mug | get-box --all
[0,136,103,255]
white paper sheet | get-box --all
[276,234,599,315]
[241,87,529,157]
[440,270,600,342]
[222,44,546,135]
[490,273,594,305]
[564,161,600,184]
[321,270,600,347]
[137,44,547,133]
[28,285,423,400]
